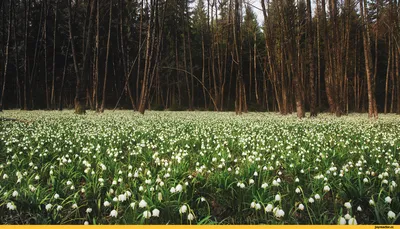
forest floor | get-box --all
[0,110,399,225]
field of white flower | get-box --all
[0,110,399,225]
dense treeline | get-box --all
[0,0,399,118]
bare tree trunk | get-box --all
[59,41,70,111]
[201,32,207,109]
[51,0,58,109]
[136,0,143,106]
[0,0,11,111]
[138,0,153,114]
[384,36,391,114]
[44,0,49,109]
[307,0,316,117]
[23,0,29,110]
[13,1,21,108]
[360,0,377,118]
[100,0,113,113]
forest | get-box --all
[0,0,399,118]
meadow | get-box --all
[0,110,399,225]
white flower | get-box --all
[249,179,255,184]
[176,184,183,192]
[158,192,163,201]
[261,183,268,189]
[250,201,256,208]
[385,196,392,204]
[6,202,16,211]
[298,203,304,210]
[104,201,111,207]
[67,180,72,186]
[152,208,160,217]
[295,188,301,193]
[369,199,375,206]
[72,203,78,209]
[139,199,147,208]
[275,209,285,218]
[170,187,176,193]
[348,217,357,225]
[46,204,53,211]
[265,203,273,212]
[179,205,188,214]
[239,183,245,188]
[84,221,89,225]
[357,206,362,212]
[255,203,261,210]
[314,194,321,200]
[54,193,60,199]
[3,174,9,179]
[363,178,369,183]
[12,191,18,197]
[200,197,206,202]
[272,180,279,186]
[35,175,40,180]
[143,210,152,219]
[254,172,258,176]
[308,198,314,203]
[275,194,281,202]
[113,197,118,202]
[344,202,352,209]
[110,209,118,218]
[338,217,346,225]
[344,214,351,220]
[118,194,127,202]
[295,178,300,182]
[388,211,396,219]
[56,205,63,211]
[86,208,92,213]
[323,185,330,192]
[188,213,195,221]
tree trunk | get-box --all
[51,0,58,109]
[100,0,113,113]
[307,0,316,117]
[59,41,70,111]
[360,0,377,118]
[0,0,11,111]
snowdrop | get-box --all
[139,200,147,208]
[152,208,160,217]
[348,217,357,225]
[110,209,118,218]
[388,211,396,219]
[188,213,195,221]
[338,217,346,225]
[143,210,152,219]
[179,205,188,214]
[46,204,53,211]
[103,201,111,207]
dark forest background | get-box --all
[0,0,399,118]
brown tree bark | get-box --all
[100,0,113,113]
[307,0,316,117]
[360,0,378,118]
